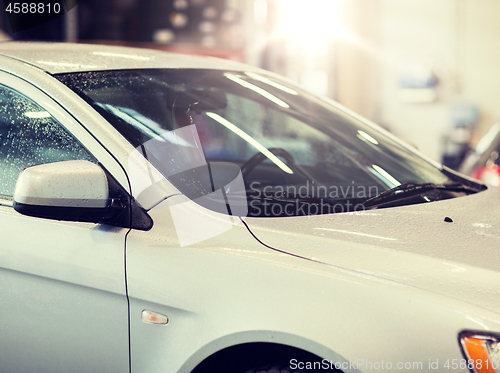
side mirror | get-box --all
[13,160,116,223]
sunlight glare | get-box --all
[275,0,348,46]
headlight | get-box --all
[460,332,500,373]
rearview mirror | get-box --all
[13,160,114,223]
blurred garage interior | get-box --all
[2,0,500,172]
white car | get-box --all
[0,42,499,373]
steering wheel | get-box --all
[241,148,296,178]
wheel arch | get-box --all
[179,331,352,373]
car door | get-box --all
[0,72,130,373]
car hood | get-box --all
[243,186,500,313]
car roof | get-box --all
[0,42,256,74]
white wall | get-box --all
[461,0,500,138]
[335,0,500,162]
[376,0,456,160]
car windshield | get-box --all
[57,69,472,217]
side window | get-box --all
[0,84,95,197]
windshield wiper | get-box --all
[363,181,482,209]
[247,190,367,216]
[257,190,368,206]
